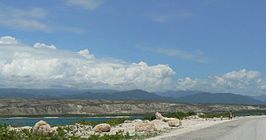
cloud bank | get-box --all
[0,36,265,95]
[176,69,266,95]
[0,36,175,91]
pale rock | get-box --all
[32,120,54,135]
[135,122,156,132]
[167,119,182,127]
[151,120,169,130]
[124,120,132,123]
[93,123,111,133]
[155,112,165,120]
[132,119,143,123]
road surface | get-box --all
[159,116,266,140]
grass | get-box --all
[77,118,128,126]
[0,125,139,140]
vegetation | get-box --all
[2,110,266,139]
[0,125,139,140]
[78,118,127,126]
[165,111,196,120]
[198,112,230,118]
[234,110,266,116]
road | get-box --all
[159,116,266,140]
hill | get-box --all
[177,92,265,105]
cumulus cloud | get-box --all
[176,77,199,91]
[0,36,175,91]
[66,0,104,10]
[34,43,57,50]
[0,36,18,45]
[176,69,266,95]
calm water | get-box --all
[0,117,141,127]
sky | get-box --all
[0,0,265,95]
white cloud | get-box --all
[0,36,175,91]
[0,5,84,33]
[0,36,18,45]
[34,43,57,50]
[139,45,208,63]
[0,5,50,31]
[78,49,95,59]
[176,77,199,91]
[176,69,266,95]
[66,0,104,10]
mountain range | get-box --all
[0,88,265,105]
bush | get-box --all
[165,111,196,120]
[199,112,230,118]
[143,114,156,121]
[78,118,127,127]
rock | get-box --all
[151,120,169,130]
[124,120,132,123]
[93,123,111,133]
[155,112,164,120]
[167,119,182,127]
[163,117,177,122]
[32,120,54,135]
[135,122,156,132]
[197,112,205,116]
[132,119,143,123]
[154,112,182,127]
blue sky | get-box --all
[0,0,265,94]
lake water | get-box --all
[0,116,141,127]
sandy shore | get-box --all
[147,118,233,140]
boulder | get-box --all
[151,120,169,130]
[93,123,111,133]
[163,117,177,122]
[154,112,182,127]
[32,120,54,135]
[135,122,156,132]
[155,112,165,120]
[167,119,182,127]
[132,119,143,123]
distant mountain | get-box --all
[176,92,265,105]
[0,88,173,102]
[156,90,199,98]
[65,89,174,101]
[0,88,264,105]
[252,94,266,102]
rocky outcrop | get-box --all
[151,120,169,130]
[135,121,156,132]
[0,99,264,116]
[32,120,55,135]
[93,123,111,133]
[155,112,182,127]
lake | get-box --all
[0,116,142,127]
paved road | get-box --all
[161,116,266,140]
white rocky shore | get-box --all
[7,112,233,139]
